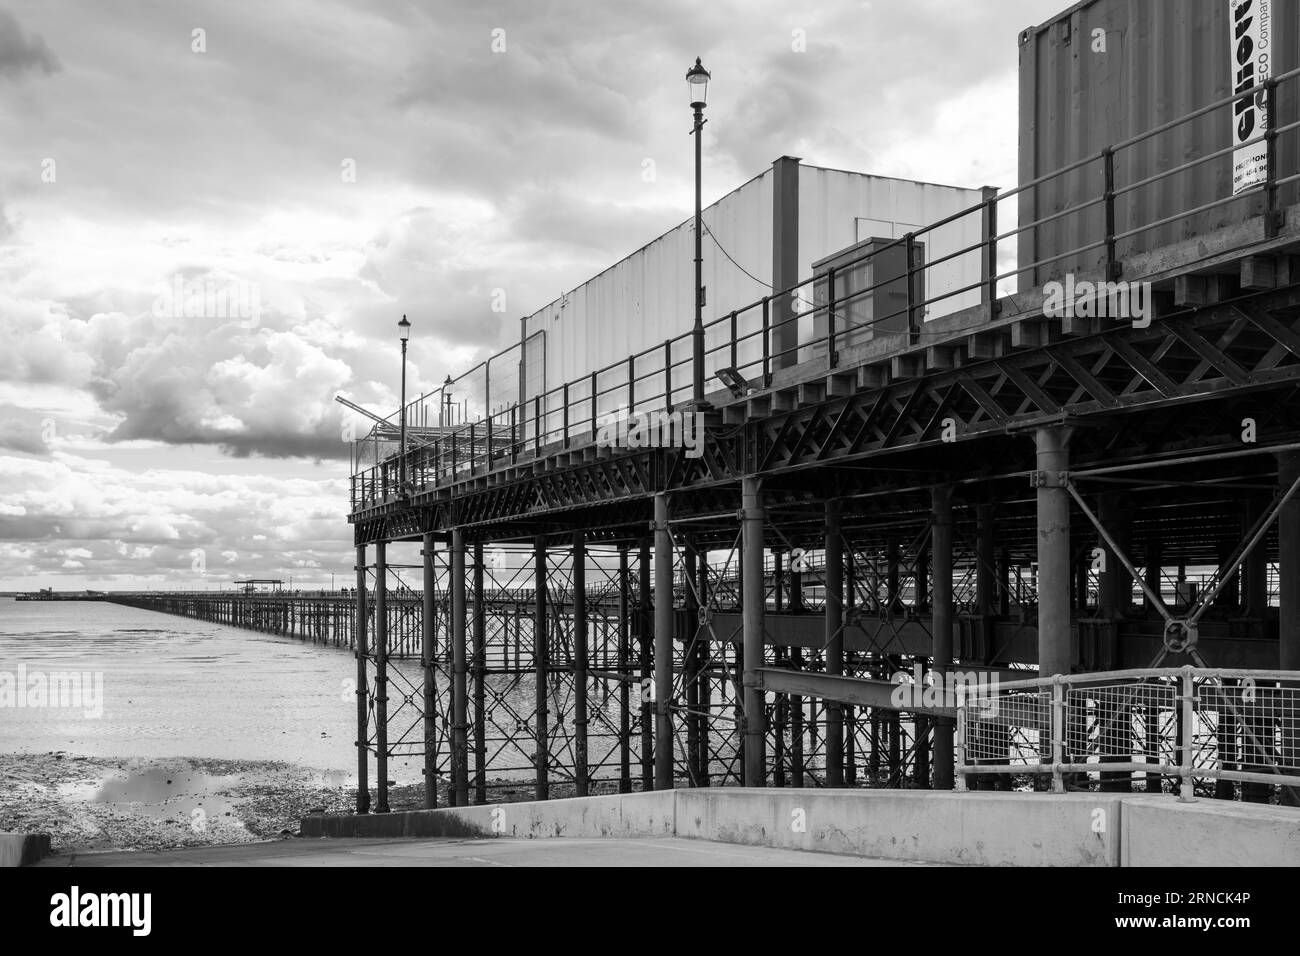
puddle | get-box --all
[67,767,248,829]
[307,769,350,789]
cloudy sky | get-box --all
[0,0,1066,590]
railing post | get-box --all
[826,266,838,368]
[954,683,968,792]
[627,355,636,415]
[981,186,1000,319]
[761,296,771,387]
[510,404,518,464]
[1051,677,1065,793]
[486,411,494,470]
[590,371,598,442]
[905,233,918,344]
[1265,78,1280,239]
[663,339,673,413]
[534,395,541,455]
[729,311,738,370]
[562,383,570,449]
[451,426,458,476]
[1179,667,1197,802]
[1102,147,1119,281]
[469,421,476,476]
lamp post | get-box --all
[398,315,410,495]
[439,374,453,479]
[687,56,710,405]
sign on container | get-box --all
[1230,0,1271,195]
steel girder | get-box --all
[350,289,1300,545]
[740,293,1300,481]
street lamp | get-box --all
[441,374,453,428]
[687,56,711,405]
[398,315,410,496]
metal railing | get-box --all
[351,66,1300,512]
[956,667,1300,798]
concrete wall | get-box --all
[302,791,676,841]
[0,833,51,868]
[1120,796,1300,867]
[301,789,1300,867]
[675,789,1120,867]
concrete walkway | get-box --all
[34,836,933,867]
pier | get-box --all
[92,65,1300,821]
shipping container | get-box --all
[1018,0,1300,287]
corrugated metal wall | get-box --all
[1018,0,1300,286]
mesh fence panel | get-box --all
[962,687,1052,766]
[1065,680,1177,764]
[959,670,1300,790]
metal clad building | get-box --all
[522,158,984,415]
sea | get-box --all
[0,597,426,785]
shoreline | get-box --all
[0,750,602,853]
[0,751,399,853]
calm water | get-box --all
[0,598,425,785]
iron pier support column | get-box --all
[421,533,437,809]
[742,477,767,787]
[886,539,900,615]
[697,546,711,786]
[573,530,590,797]
[355,544,369,814]
[451,528,469,806]
[931,485,954,790]
[374,540,390,813]
[638,537,653,789]
[653,494,675,790]
[684,540,700,785]
[1281,452,1300,669]
[618,545,632,793]
[1144,540,1163,615]
[825,498,845,787]
[1278,453,1300,806]
[1244,497,1269,617]
[1096,495,1131,791]
[1098,494,1132,619]
[1036,427,1072,679]
[534,535,549,800]
[915,539,930,612]
[997,548,1011,617]
[472,541,487,805]
[976,504,995,616]
[845,549,857,785]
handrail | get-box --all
[956,666,1300,797]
